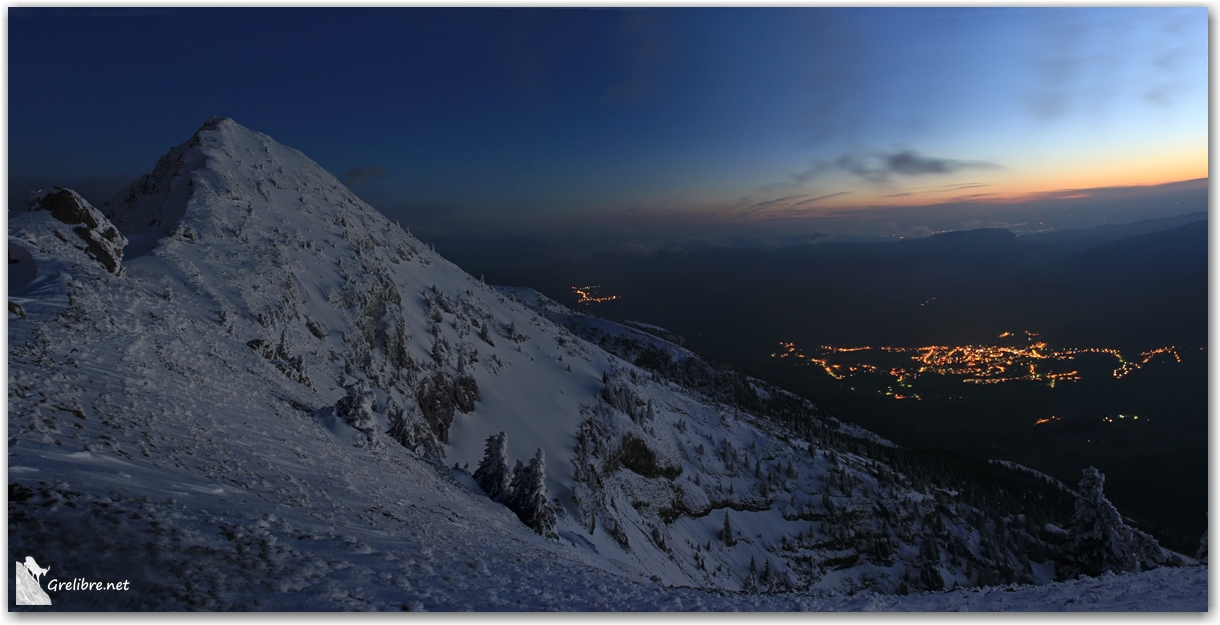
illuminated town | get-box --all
[772,331,1184,398]
[571,285,619,304]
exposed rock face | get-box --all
[101,126,206,245]
[31,187,127,276]
[616,433,681,480]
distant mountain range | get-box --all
[1022,211,1208,252]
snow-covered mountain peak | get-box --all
[197,115,237,133]
[100,117,354,256]
[188,116,277,153]
[184,117,275,164]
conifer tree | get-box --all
[335,379,377,433]
[742,556,758,593]
[719,510,737,546]
[1061,466,1165,578]
[507,447,558,538]
[472,432,511,503]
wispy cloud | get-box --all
[949,192,999,202]
[737,194,810,217]
[733,191,852,219]
[989,178,1207,205]
[882,182,992,198]
[791,191,853,207]
[1023,9,1203,121]
[931,182,992,192]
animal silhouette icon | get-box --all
[22,557,49,581]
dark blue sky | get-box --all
[9,7,1207,240]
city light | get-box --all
[771,332,1184,393]
[571,285,619,304]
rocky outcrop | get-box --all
[31,187,127,276]
[414,370,479,444]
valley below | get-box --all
[434,215,1209,553]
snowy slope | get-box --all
[8,118,1202,610]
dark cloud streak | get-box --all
[834,149,999,183]
[344,165,387,186]
[779,149,999,190]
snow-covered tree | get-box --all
[719,510,737,546]
[1196,527,1207,563]
[472,432,511,503]
[1061,466,1166,578]
[335,379,377,433]
[506,448,557,538]
[742,556,758,593]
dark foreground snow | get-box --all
[10,474,1205,611]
